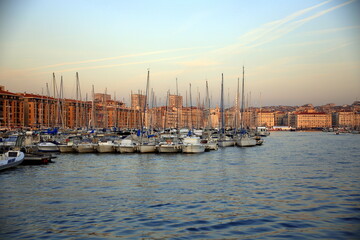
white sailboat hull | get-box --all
[205,142,218,151]
[158,144,182,153]
[138,144,156,153]
[236,137,257,147]
[96,144,115,153]
[218,140,235,147]
[74,144,96,153]
[182,144,205,153]
[58,144,75,153]
[117,146,135,153]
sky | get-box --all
[0,0,359,107]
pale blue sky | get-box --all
[0,0,359,106]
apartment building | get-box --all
[332,111,360,129]
[1,85,359,130]
[0,87,24,128]
[169,95,183,108]
[255,111,275,127]
[293,110,332,129]
[131,93,146,110]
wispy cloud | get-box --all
[25,46,212,72]
[238,0,331,47]
[42,55,193,74]
[216,0,355,53]
[304,25,360,35]
[177,60,220,67]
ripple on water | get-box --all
[0,132,360,239]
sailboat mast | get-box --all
[104,88,108,128]
[259,92,262,127]
[138,90,143,132]
[60,76,65,128]
[206,81,211,129]
[185,90,188,128]
[220,73,225,135]
[91,85,95,128]
[53,72,57,126]
[176,78,179,130]
[143,69,150,131]
[149,88,154,132]
[75,72,79,128]
[164,90,169,130]
[235,77,240,133]
[189,83,193,130]
[241,66,245,130]
[46,83,50,127]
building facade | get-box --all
[1,85,359,130]
[169,95,183,108]
[293,110,332,129]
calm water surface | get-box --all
[1,132,360,239]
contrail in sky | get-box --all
[26,46,211,71]
[215,0,355,53]
[42,55,194,74]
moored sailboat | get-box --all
[182,135,205,153]
[236,66,257,147]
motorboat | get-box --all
[0,135,18,148]
[182,136,205,153]
[0,150,25,171]
[96,140,115,153]
[37,141,60,152]
[255,127,270,137]
[115,139,137,153]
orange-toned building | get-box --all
[255,111,275,127]
[0,87,24,129]
[2,85,359,131]
[131,93,146,110]
[333,111,360,129]
[169,95,183,108]
[292,110,332,129]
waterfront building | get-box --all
[274,111,286,126]
[179,107,204,129]
[293,110,332,129]
[255,111,275,127]
[332,111,360,129]
[208,107,219,129]
[20,93,57,128]
[1,85,359,131]
[169,95,183,108]
[224,107,236,129]
[355,113,360,130]
[241,111,254,129]
[0,87,24,129]
[131,93,146,110]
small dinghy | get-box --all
[0,151,25,171]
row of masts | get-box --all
[38,67,259,130]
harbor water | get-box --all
[1,131,360,239]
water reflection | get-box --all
[0,132,360,239]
